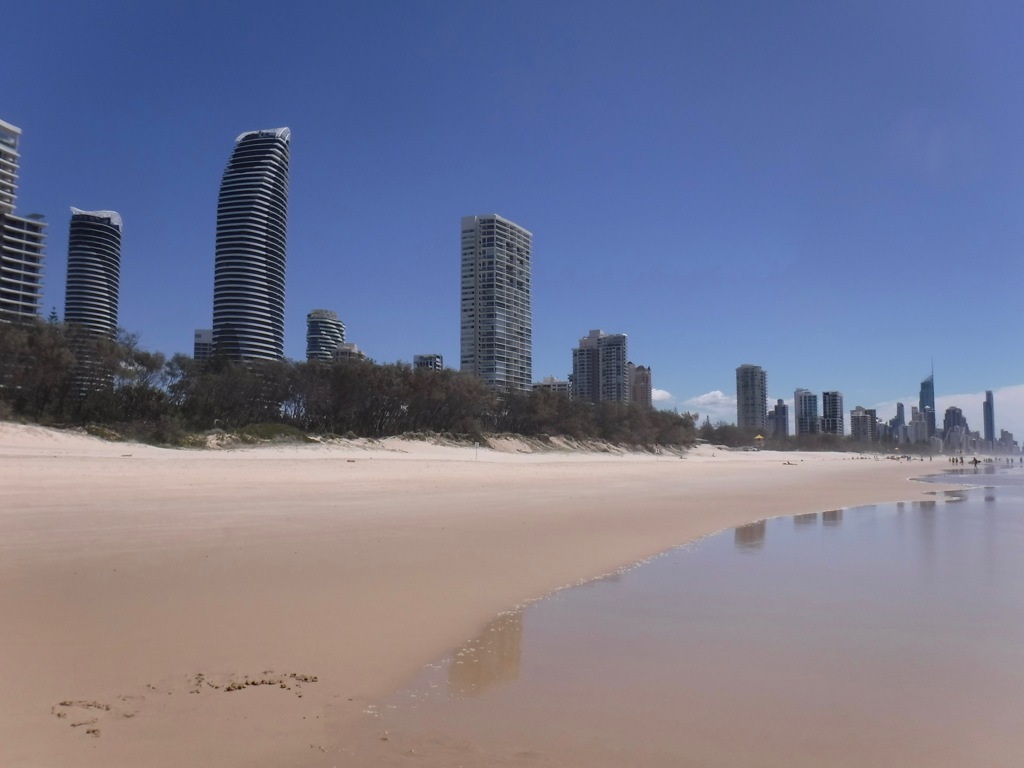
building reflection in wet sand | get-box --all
[822,509,843,526]
[448,611,523,697]
[793,512,818,526]
[734,520,766,549]
[369,473,1024,767]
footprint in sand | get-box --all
[54,671,318,738]
[51,697,141,736]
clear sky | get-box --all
[5,1,1023,437]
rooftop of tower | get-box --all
[70,207,122,229]
[235,127,291,143]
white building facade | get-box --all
[460,214,532,391]
[0,119,46,321]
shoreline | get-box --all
[0,422,962,767]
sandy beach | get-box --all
[0,423,954,767]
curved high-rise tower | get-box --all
[213,127,290,360]
[306,308,345,361]
[65,207,121,338]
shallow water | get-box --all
[354,467,1024,766]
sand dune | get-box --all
[0,422,953,767]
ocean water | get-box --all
[357,466,1024,767]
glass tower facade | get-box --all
[983,390,995,446]
[919,373,936,438]
[65,208,121,338]
[306,309,345,361]
[213,127,290,360]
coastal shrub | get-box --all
[237,423,314,443]
[85,424,122,441]
[145,415,191,447]
[2,319,706,450]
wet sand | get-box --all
[357,481,1024,766]
[0,423,954,767]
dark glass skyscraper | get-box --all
[65,208,121,338]
[735,364,767,431]
[983,390,995,447]
[213,127,290,360]
[306,309,345,361]
[919,373,936,438]
[822,391,845,435]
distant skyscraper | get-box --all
[306,309,345,361]
[64,208,121,339]
[213,127,290,360]
[571,330,630,403]
[768,398,789,438]
[943,406,967,437]
[0,119,46,321]
[735,364,767,430]
[909,406,928,443]
[533,376,570,396]
[794,388,820,435]
[983,390,995,446]
[943,406,969,452]
[850,406,878,442]
[628,362,653,409]
[460,214,532,391]
[821,391,844,435]
[893,402,906,429]
[193,329,213,362]
[919,372,936,438]
[413,354,444,371]
[0,120,17,212]
[333,342,366,361]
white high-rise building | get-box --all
[534,376,570,396]
[460,214,532,391]
[0,120,19,213]
[0,119,47,321]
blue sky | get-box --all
[5,1,1024,437]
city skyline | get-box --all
[4,3,1024,436]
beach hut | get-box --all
[753,434,765,449]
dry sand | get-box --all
[0,423,954,767]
